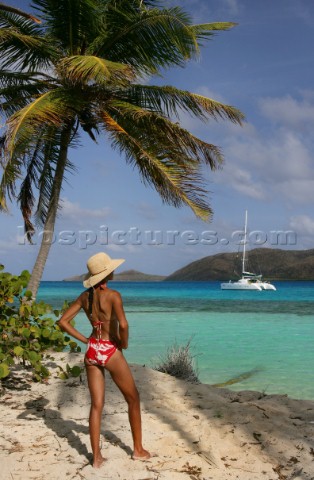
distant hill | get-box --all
[63,269,165,282]
[164,248,314,281]
[112,270,166,282]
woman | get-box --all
[57,252,151,468]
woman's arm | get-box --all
[57,297,89,344]
[112,292,129,349]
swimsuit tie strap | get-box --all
[92,320,102,341]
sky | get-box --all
[1,0,314,279]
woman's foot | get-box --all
[93,454,105,468]
[132,448,152,461]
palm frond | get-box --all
[0,82,50,116]
[0,2,41,23]
[100,109,212,221]
[17,141,42,240]
[0,131,40,214]
[0,7,41,31]
[0,5,57,69]
[191,22,237,40]
[58,55,135,86]
[16,126,76,228]
[0,28,56,70]
[35,150,54,225]
[94,6,201,74]
[0,69,56,86]
[4,89,79,156]
[0,153,23,211]
[120,84,244,124]
[32,0,102,54]
[106,98,224,169]
[190,92,244,124]
[0,28,45,47]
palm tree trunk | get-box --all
[27,124,73,298]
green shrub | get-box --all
[0,265,81,382]
[153,339,199,383]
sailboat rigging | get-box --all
[221,211,276,291]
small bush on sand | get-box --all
[153,339,199,383]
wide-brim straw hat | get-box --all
[83,252,125,288]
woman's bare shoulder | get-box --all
[107,288,122,300]
[75,290,89,304]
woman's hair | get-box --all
[88,287,94,320]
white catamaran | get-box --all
[221,211,276,291]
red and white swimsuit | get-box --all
[85,320,117,366]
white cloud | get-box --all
[277,180,314,205]
[288,214,314,249]
[60,198,111,221]
[236,130,312,182]
[0,239,20,253]
[259,94,314,131]
[216,164,265,199]
[289,214,314,235]
[0,235,36,253]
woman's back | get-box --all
[80,288,119,341]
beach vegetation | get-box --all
[153,338,199,383]
[57,362,84,380]
[0,265,81,381]
[0,0,244,297]
[213,411,223,418]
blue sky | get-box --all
[1,0,314,279]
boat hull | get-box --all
[259,282,276,291]
[221,280,262,290]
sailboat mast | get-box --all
[242,210,248,273]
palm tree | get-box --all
[0,0,244,298]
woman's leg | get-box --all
[85,362,106,468]
[105,351,150,459]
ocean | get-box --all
[37,281,314,400]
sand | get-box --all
[1,352,314,480]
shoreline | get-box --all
[1,352,314,480]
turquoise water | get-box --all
[37,281,314,400]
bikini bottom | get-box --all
[85,337,117,367]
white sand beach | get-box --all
[1,352,314,480]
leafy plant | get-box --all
[57,363,83,380]
[0,265,81,381]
